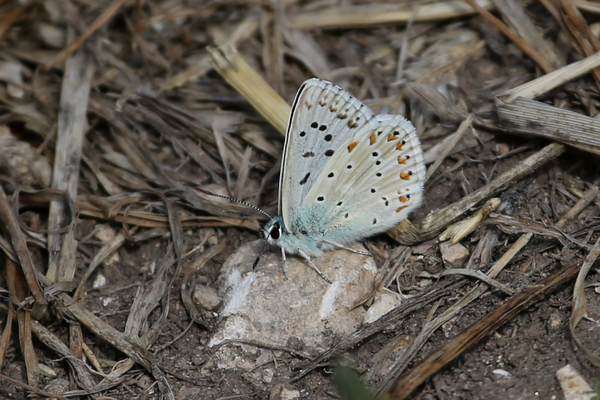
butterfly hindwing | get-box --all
[305,114,426,244]
[278,78,426,252]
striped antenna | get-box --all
[195,188,273,219]
[252,242,269,269]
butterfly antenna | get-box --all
[195,188,273,219]
[252,242,269,269]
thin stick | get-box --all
[464,0,554,74]
[45,0,126,69]
[425,115,474,181]
[384,261,580,399]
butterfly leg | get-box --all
[319,239,371,256]
[297,248,332,284]
[280,247,289,280]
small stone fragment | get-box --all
[270,383,301,400]
[556,364,595,400]
[193,283,221,311]
[440,241,469,268]
[548,312,562,331]
[492,369,513,379]
[94,224,116,242]
[363,290,401,324]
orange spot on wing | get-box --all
[398,157,406,164]
[400,172,410,180]
[396,206,407,213]
[396,142,403,150]
[388,134,399,141]
[400,196,408,203]
[348,142,359,152]
[370,133,377,145]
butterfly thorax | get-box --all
[263,216,326,257]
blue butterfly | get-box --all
[261,78,426,282]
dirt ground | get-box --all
[1,1,600,399]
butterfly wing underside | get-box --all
[279,79,377,232]
[279,78,426,245]
[305,113,426,243]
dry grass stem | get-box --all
[425,114,474,180]
[492,0,564,69]
[575,0,600,13]
[160,14,260,91]
[46,0,126,69]
[465,0,555,73]
[557,0,600,89]
[439,269,514,294]
[208,44,290,135]
[439,197,501,244]
[498,51,600,103]
[497,97,600,155]
[569,187,600,367]
[291,0,494,30]
[496,50,600,151]
[46,49,94,283]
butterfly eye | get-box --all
[270,222,281,240]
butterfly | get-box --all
[261,78,426,282]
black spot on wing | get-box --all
[300,172,310,185]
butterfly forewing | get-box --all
[279,79,377,233]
